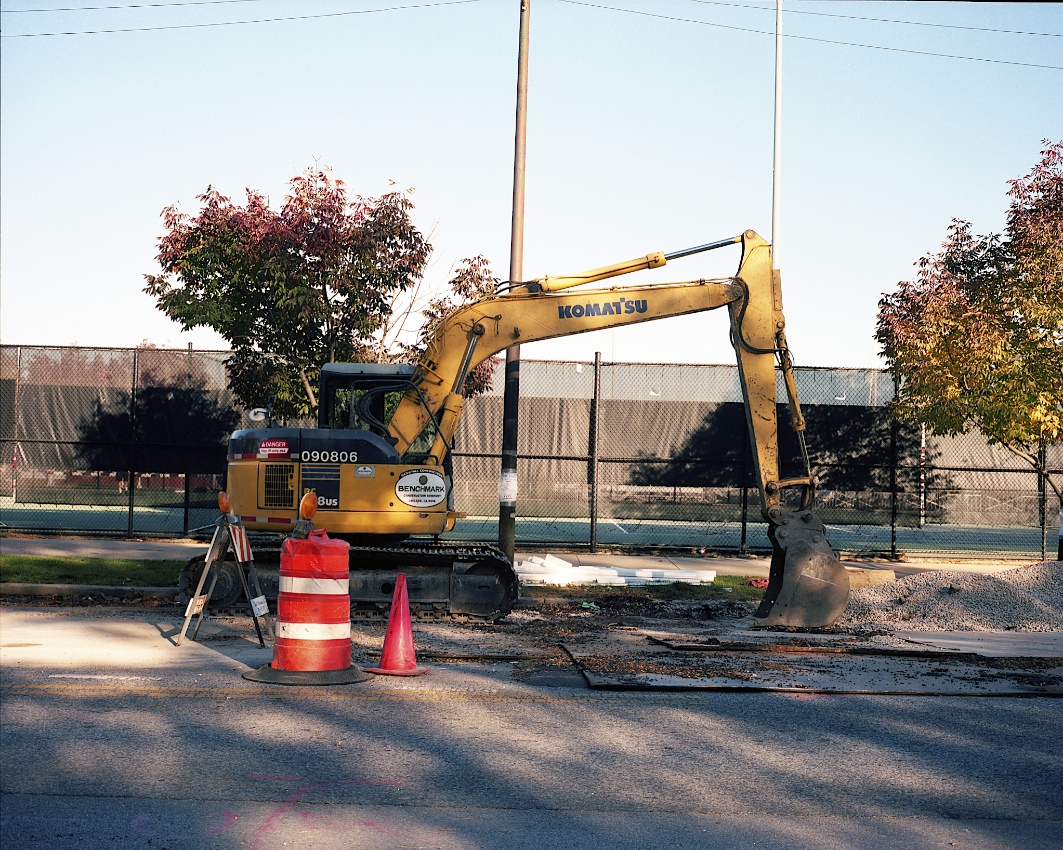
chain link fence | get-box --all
[1,346,243,537]
[2,344,1060,558]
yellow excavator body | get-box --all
[218,231,849,626]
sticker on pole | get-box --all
[250,595,269,617]
[498,470,518,506]
[395,468,447,507]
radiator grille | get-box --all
[262,463,296,508]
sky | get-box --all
[1,0,1060,370]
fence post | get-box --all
[890,412,898,560]
[185,343,193,535]
[1039,441,1047,562]
[183,467,191,536]
[588,353,601,552]
[919,422,927,528]
[12,346,22,504]
[740,424,749,554]
[126,348,138,538]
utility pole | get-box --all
[499,0,530,564]
[772,0,782,270]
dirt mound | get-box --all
[837,561,1063,632]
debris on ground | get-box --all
[515,554,716,587]
[4,559,1062,692]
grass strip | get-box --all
[0,555,184,587]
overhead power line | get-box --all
[557,0,1063,71]
[8,0,1055,37]
[684,0,1062,39]
[4,0,1060,59]
[3,0,265,12]
[0,0,483,36]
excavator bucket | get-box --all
[753,511,850,628]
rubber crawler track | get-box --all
[179,541,519,623]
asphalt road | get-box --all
[1,606,1061,850]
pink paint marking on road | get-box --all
[129,774,453,848]
[247,775,422,850]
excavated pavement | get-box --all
[1,534,1060,696]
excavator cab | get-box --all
[317,363,440,461]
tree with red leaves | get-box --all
[876,141,1062,556]
[403,255,501,397]
[145,169,437,420]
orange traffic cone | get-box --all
[365,574,429,676]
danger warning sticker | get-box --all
[258,439,290,457]
[395,468,446,508]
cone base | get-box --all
[243,664,372,686]
[364,665,429,677]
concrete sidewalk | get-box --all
[2,603,1060,691]
[0,535,207,563]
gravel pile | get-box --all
[837,561,1063,632]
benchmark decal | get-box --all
[395,468,446,508]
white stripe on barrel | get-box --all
[279,576,349,595]
[276,621,352,641]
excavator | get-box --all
[183,230,849,627]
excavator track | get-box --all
[179,541,519,623]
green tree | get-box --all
[876,141,1062,553]
[144,169,432,420]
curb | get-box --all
[0,582,178,599]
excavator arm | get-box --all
[387,230,849,627]
[725,234,851,628]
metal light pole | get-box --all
[499,0,530,564]
[772,0,782,270]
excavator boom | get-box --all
[385,229,849,627]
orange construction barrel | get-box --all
[244,528,369,685]
[274,529,352,670]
